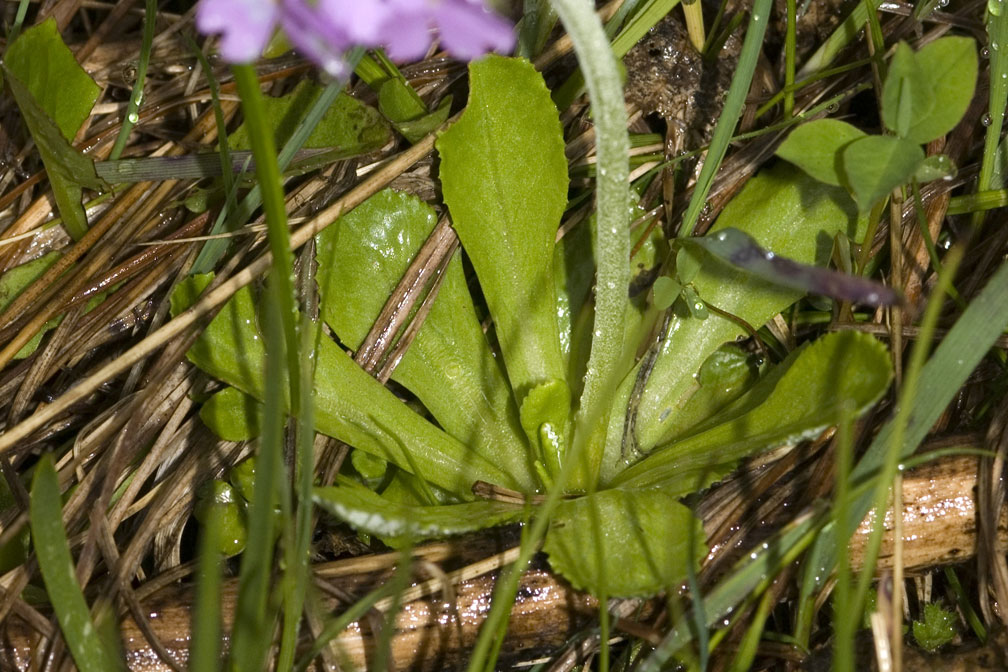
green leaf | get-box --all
[228,81,390,157]
[194,480,248,557]
[437,55,569,412]
[600,164,864,480]
[656,344,761,444]
[30,455,124,672]
[312,479,526,540]
[377,77,427,122]
[612,330,891,494]
[172,277,520,496]
[392,95,452,144]
[3,20,107,240]
[912,602,958,652]
[882,37,978,144]
[5,19,99,141]
[200,386,263,441]
[0,251,63,358]
[652,275,682,310]
[519,379,571,480]
[881,42,935,140]
[914,154,957,183]
[543,489,705,597]
[775,119,867,187]
[315,189,533,490]
[840,135,924,212]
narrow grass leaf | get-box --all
[108,0,156,159]
[30,455,123,672]
[680,0,772,236]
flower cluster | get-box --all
[196,0,515,76]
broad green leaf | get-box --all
[612,330,891,494]
[200,386,263,441]
[313,479,526,539]
[228,81,390,157]
[172,277,518,496]
[881,42,935,140]
[656,344,761,443]
[599,164,863,481]
[0,251,62,358]
[5,19,99,141]
[840,135,924,212]
[315,189,533,489]
[775,119,866,187]
[882,37,977,144]
[4,21,106,240]
[30,455,124,672]
[437,55,569,418]
[652,276,682,310]
[543,489,704,596]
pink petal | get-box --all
[197,0,278,62]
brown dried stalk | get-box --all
[0,451,998,671]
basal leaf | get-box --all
[437,55,569,418]
[775,119,866,187]
[612,330,891,494]
[655,344,761,444]
[228,81,390,157]
[313,479,526,539]
[543,489,705,597]
[840,135,924,212]
[315,189,533,490]
[172,277,518,496]
[0,251,63,358]
[599,164,863,481]
[881,42,935,140]
[5,19,99,141]
[4,20,106,240]
[30,455,124,672]
[884,37,977,145]
[200,386,263,441]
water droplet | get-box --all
[983,113,993,127]
[990,0,1003,15]
[994,42,1002,52]
[827,102,839,113]
[982,47,991,58]
[127,111,139,123]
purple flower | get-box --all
[196,0,279,63]
[195,0,514,74]
[378,0,516,62]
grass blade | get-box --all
[30,454,123,672]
